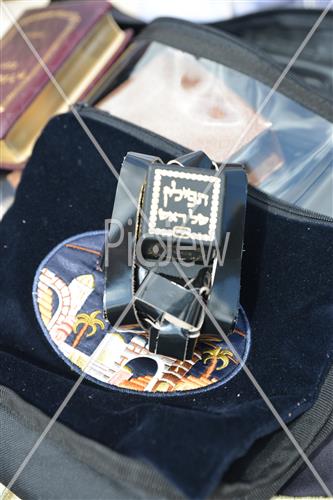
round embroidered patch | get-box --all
[33,231,251,394]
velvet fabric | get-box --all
[0,112,332,498]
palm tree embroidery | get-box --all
[202,345,238,379]
[72,310,105,348]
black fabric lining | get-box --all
[217,361,333,499]
[1,363,333,500]
[0,385,180,500]
[215,9,333,101]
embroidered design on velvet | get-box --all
[33,231,251,394]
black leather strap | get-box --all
[104,152,161,323]
[205,165,248,333]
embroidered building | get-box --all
[36,267,220,393]
[82,332,218,392]
[37,268,95,343]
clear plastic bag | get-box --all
[99,42,333,217]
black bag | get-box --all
[0,12,332,500]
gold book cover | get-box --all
[0,0,131,170]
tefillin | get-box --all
[103,151,247,360]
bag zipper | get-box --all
[75,103,333,224]
[136,18,333,123]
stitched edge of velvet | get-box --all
[32,230,251,398]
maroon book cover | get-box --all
[0,0,112,140]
